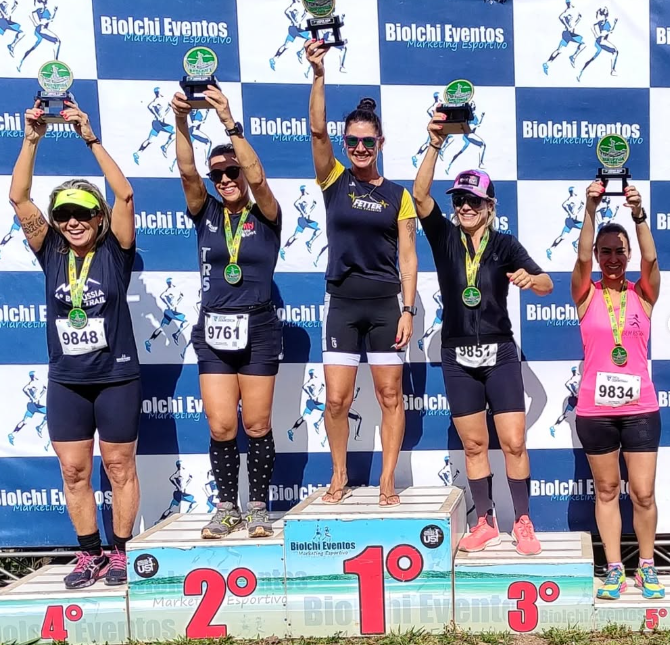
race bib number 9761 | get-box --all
[205,313,249,351]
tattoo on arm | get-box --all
[240,159,259,171]
[406,218,416,244]
[22,211,48,240]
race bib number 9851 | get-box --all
[205,313,249,351]
[456,343,498,368]
[595,372,641,407]
[56,318,108,356]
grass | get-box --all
[87,627,670,645]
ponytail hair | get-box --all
[345,97,382,137]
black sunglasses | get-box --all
[345,135,379,150]
[52,206,99,223]
[452,194,485,209]
[207,166,241,183]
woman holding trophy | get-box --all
[10,100,140,587]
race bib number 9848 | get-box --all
[56,318,108,356]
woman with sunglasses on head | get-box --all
[412,111,553,555]
[572,182,663,601]
[9,100,139,587]
[306,40,418,506]
[171,86,282,539]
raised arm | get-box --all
[8,102,49,253]
[203,86,279,221]
[305,40,336,185]
[171,93,207,215]
[63,102,135,248]
[625,185,660,307]
[412,114,449,218]
[571,181,601,309]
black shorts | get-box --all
[192,304,283,376]
[322,293,404,366]
[47,378,141,443]
[441,341,525,418]
[576,411,661,455]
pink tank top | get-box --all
[576,281,658,417]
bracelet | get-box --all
[84,138,101,148]
[429,143,441,151]
[631,207,647,224]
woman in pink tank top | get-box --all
[571,181,662,601]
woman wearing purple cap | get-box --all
[10,100,139,586]
[412,113,553,556]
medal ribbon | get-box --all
[460,228,490,287]
[602,282,627,347]
[68,249,95,310]
[223,203,254,266]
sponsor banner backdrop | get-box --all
[0,0,666,547]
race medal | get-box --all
[68,307,88,330]
[224,263,242,285]
[462,286,482,308]
[611,346,628,367]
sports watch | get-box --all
[226,121,244,137]
[403,306,418,316]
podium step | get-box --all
[126,512,288,640]
[594,575,670,630]
[0,565,129,645]
[283,485,466,638]
[454,532,594,633]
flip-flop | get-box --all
[322,487,353,505]
[379,493,400,507]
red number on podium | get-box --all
[184,567,259,638]
[646,608,668,630]
[343,544,424,636]
[41,604,83,640]
[508,581,560,632]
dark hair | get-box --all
[208,144,234,163]
[595,222,630,251]
[345,97,382,137]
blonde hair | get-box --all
[47,179,111,253]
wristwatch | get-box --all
[226,121,244,137]
[631,207,647,224]
[402,306,418,316]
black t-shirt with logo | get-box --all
[422,200,544,348]
[188,193,281,311]
[35,228,140,384]
[319,160,416,299]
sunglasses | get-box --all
[344,136,379,150]
[52,206,99,223]
[207,166,241,183]
[452,194,485,209]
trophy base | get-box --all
[596,167,630,196]
[435,104,474,136]
[306,16,345,48]
[180,75,219,110]
[35,90,74,124]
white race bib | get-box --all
[595,372,641,407]
[56,318,108,356]
[205,313,249,351]
[455,343,498,368]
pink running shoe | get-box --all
[513,515,542,556]
[459,516,501,552]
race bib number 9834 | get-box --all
[595,372,641,407]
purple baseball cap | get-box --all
[446,170,496,200]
